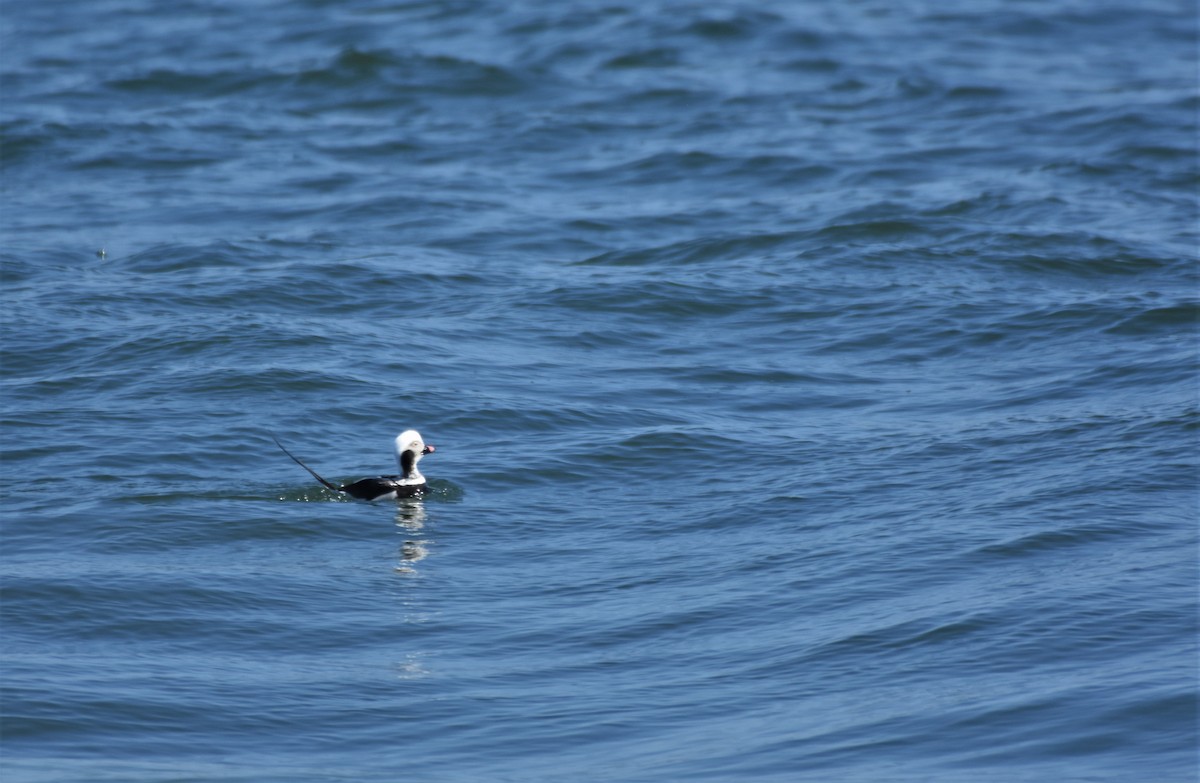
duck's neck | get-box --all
[399,449,421,479]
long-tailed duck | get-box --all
[274,430,435,501]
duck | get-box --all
[274,430,435,501]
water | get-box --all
[2,1,1197,781]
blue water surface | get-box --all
[2,1,1197,781]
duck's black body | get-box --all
[274,431,434,502]
[339,476,426,501]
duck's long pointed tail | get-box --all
[272,435,341,493]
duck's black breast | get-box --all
[339,476,426,501]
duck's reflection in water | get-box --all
[393,500,429,573]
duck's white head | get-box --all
[394,429,434,479]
